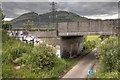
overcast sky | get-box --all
[1,0,119,21]
[1,0,120,2]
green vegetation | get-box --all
[2,29,85,78]
[25,20,34,31]
[0,8,4,79]
[2,22,12,30]
[83,40,95,53]
[2,29,58,78]
[2,29,32,64]
[94,36,120,78]
[85,35,119,78]
[0,8,5,26]
[12,27,56,31]
[99,35,110,41]
[83,35,101,53]
[85,35,100,41]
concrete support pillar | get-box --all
[60,36,84,59]
[70,44,73,58]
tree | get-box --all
[2,22,12,30]
[26,20,34,31]
[0,8,5,28]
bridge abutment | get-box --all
[60,36,84,58]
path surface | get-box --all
[62,51,96,78]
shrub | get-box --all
[95,37,120,72]
[84,40,96,51]
[25,42,57,72]
[93,71,119,78]
[2,29,32,65]
[2,50,13,65]
[2,29,71,78]
[99,35,110,41]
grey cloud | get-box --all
[2,2,118,19]
[1,0,49,2]
[2,2,51,18]
[1,0,119,2]
[57,2,118,16]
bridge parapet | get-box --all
[58,20,116,36]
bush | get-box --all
[99,35,110,41]
[24,42,57,72]
[2,29,32,65]
[2,50,13,65]
[95,37,120,73]
[84,40,96,52]
[93,71,119,78]
[2,29,72,78]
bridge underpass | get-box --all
[8,19,118,78]
[57,20,117,58]
[60,36,84,58]
[10,20,117,58]
[57,20,117,78]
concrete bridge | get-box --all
[10,20,118,58]
[57,20,117,58]
[58,20,116,36]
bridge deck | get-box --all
[58,20,117,36]
[59,32,115,36]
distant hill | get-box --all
[11,12,39,27]
[11,11,92,27]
